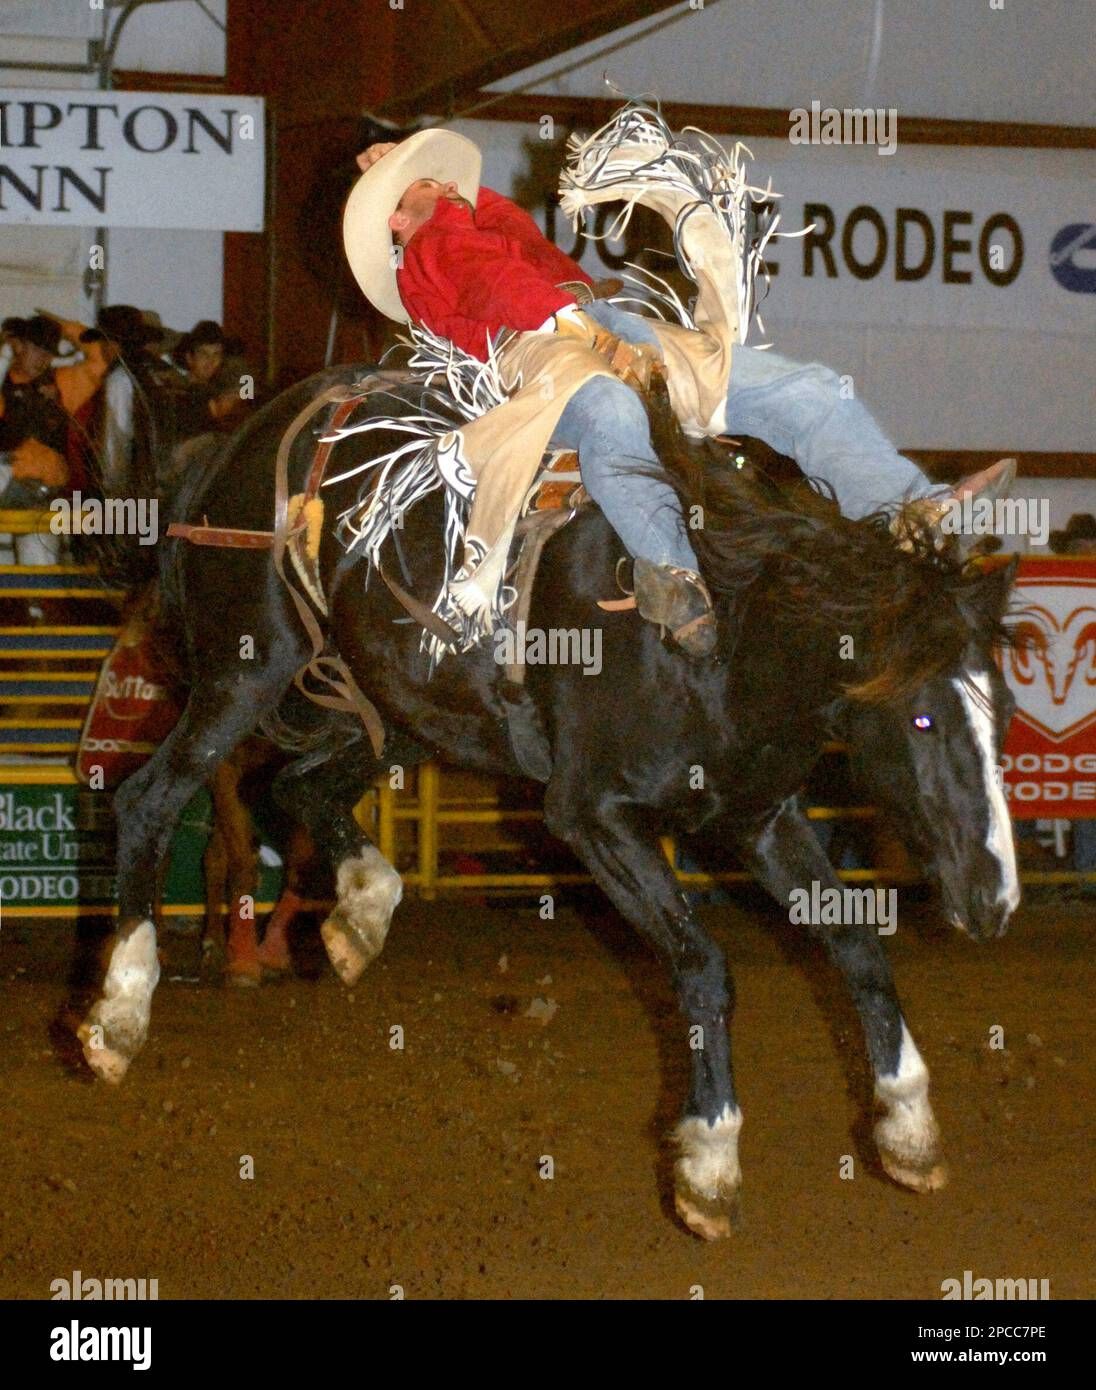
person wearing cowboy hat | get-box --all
[80,304,165,358]
[0,311,112,563]
[344,129,1017,657]
[169,319,248,443]
[1049,513,1096,555]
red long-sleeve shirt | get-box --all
[396,186,593,361]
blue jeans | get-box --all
[547,301,939,571]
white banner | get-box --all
[456,123,1095,338]
[0,88,264,231]
[744,151,1095,337]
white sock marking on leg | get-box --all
[876,1020,938,1165]
[674,1103,742,1198]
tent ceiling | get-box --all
[485,0,1095,131]
[382,0,677,120]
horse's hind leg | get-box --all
[272,727,419,985]
[208,755,262,987]
[257,825,314,974]
[545,790,741,1241]
[79,668,297,1082]
[741,796,947,1192]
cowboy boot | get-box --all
[892,457,1017,549]
[632,558,718,657]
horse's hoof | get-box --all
[320,849,402,986]
[674,1182,740,1240]
[76,1020,132,1085]
[256,939,292,977]
[77,920,158,1082]
[320,916,372,986]
[880,1150,949,1193]
[672,1105,742,1239]
[226,964,261,988]
[875,1105,947,1193]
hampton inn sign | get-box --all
[0,88,265,232]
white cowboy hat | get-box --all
[343,128,482,324]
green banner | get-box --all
[0,784,283,914]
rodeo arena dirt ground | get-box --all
[2,894,1094,1303]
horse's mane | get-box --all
[643,380,1017,704]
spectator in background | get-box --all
[1050,513,1096,556]
[157,320,251,499]
[172,320,247,442]
[0,313,109,563]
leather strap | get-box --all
[301,369,412,504]
[272,384,387,758]
[503,507,576,685]
[375,557,462,649]
[166,522,276,548]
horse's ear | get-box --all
[962,557,1019,629]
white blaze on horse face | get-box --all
[953,670,1021,914]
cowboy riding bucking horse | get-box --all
[342,107,1016,658]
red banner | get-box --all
[999,556,1096,818]
[76,612,181,788]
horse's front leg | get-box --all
[545,792,740,1239]
[740,797,947,1192]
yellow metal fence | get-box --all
[1,519,1092,912]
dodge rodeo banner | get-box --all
[1001,556,1096,818]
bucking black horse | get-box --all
[78,364,1021,1240]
